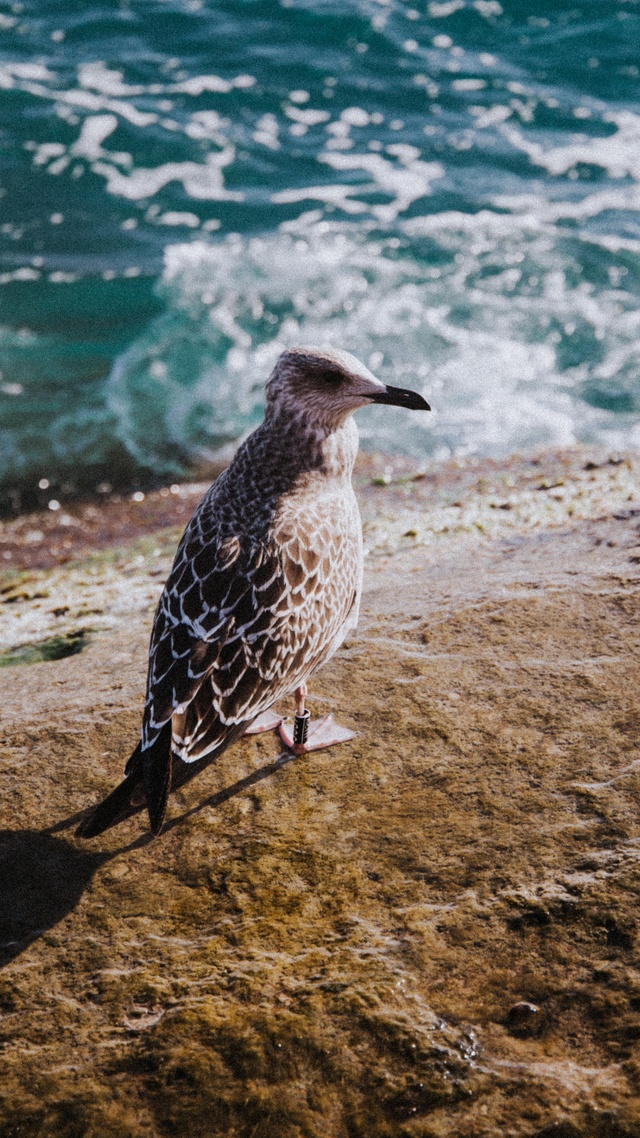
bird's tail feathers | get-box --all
[77,719,248,840]
[76,743,143,838]
[143,723,173,835]
[77,723,173,839]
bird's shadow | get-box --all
[162,747,297,834]
[0,749,298,969]
[0,828,109,968]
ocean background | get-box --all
[0,0,639,507]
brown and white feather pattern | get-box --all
[142,407,362,764]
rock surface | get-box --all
[2,448,640,1138]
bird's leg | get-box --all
[279,682,357,754]
[295,682,308,717]
[292,683,311,752]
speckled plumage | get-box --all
[145,400,363,764]
[78,346,430,837]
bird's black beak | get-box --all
[367,384,431,411]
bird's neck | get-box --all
[261,406,359,483]
[318,417,359,481]
[207,414,358,539]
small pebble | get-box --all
[506,1001,541,1036]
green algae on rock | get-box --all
[0,629,88,668]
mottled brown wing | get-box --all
[142,497,358,763]
[142,510,282,749]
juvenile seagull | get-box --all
[78,347,430,838]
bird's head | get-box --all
[265,347,430,432]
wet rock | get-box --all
[2,449,640,1136]
[534,1121,582,1138]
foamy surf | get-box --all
[105,202,640,476]
[1,0,639,499]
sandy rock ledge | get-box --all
[2,447,640,1138]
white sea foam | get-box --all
[4,6,640,481]
[19,75,160,128]
[429,2,464,17]
[319,149,445,222]
[78,62,145,98]
[170,74,232,95]
[184,110,229,141]
[284,105,331,126]
[71,114,119,160]
[503,110,640,181]
[271,184,370,214]
[452,78,486,91]
[0,62,54,88]
[106,207,640,472]
[157,211,201,227]
[253,113,280,150]
[92,148,243,201]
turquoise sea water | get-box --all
[0,0,639,506]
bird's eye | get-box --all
[321,370,343,387]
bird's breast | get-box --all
[270,470,363,617]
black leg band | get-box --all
[293,709,310,746]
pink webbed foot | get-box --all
[245,709,284,736]
[278,713,357,755]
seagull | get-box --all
[78,347,430,838]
